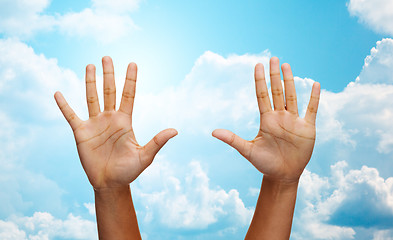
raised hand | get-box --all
[213,57,320,182]
[55,56,177,190]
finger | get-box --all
[281,63,298,115]
[102,56,116,111]
[119,62,137,116]
[85,64,100,117]
[141,128,178,167]
[54,91,82,131]
[305,82,321,125]
[255,63,272,114]
[270,57,285,111]
[212,129,252,159]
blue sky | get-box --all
[1,0,393,239]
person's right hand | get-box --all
[213,57,320,183]
[55,56,177,190]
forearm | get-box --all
[95,185,142,240]
[245,176,299,240]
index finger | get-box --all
[85,64,100,117]
[305,82,321,125]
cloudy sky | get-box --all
[1,0,393,239]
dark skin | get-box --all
[55,56,177,239]
[213,57,320,239]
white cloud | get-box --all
[347,0,393,36]
[292,166,356,240]
[373,229,393,240]
[247,187,260,197]
[294,161,393,239]
[134,157,253,230]
[316,38,393,153]
[0,113,30,167]
[0,38,84,217]
[0,38,97,239]
[317,83,393,149]
[0,212,96,240]
[133,50,273,138]
[293,221,355,240]
[0,0,54,38]
[57,1,139,43]
[0,38,84,121]
[0,0,141,42]
[0,109,68,219]
[0,220,26,240]
[84,203,96,216]
[356,38,393,85]
[0,167,67,219]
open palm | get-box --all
[213,57,320,182]
[55,57,177,190]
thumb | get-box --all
[212,129,252,159]
[141,128,178,167]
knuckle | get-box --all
[270,72,281,77]
[103,88,116,95]
[59,103,68,111]
[260,109,271,114]
[257,91,269,99]
[285,95,297,102]
[73,123,83,132]
[229,133,235,144]
[307,106,318,113]
[153,135,160,146]
[68,112,76,120]
[287,109,298,114]
[122,92,135,99]
[271,88,283,96]
[86,80,96,84]
[311,95,320,100]
[87,96,98,104]
[126,77,137,83]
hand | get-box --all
[55,56,177,190]
[213,57,320,183]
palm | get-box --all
[213,58,320,181]
[55,57,177,190]
[250,111,316,180]
[74,112,142,188]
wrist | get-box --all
[262,174,301,185]
[261,175,299,195]
[93,184,131,195]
